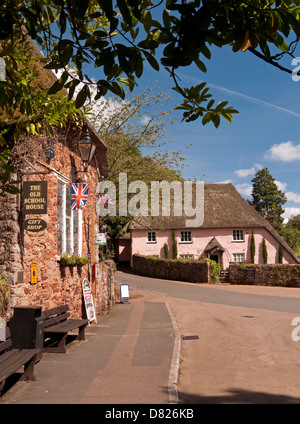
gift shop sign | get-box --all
[23,181,47,214]
[24,218,47,232]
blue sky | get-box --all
[118,42,300,223]
[53,9,300,224]
[46,5,300,223]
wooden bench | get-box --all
[0,327,40,396]
[42,304,88,353]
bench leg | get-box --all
[21,354,38,382]
[0,380,5,396]
[44,333,67,353]
[77,324,88,342]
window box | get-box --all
[58,253,91,267]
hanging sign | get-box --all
[24,218,47,232]
[95,232,107,245]
[82,278,97,323]
[23,181,48,214]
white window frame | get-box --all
[180,230,192,243]
[147,231,156,243]
[180,254,194,260]
[232,229,244,242]
[57,177,82,256]
[232,253,245,263]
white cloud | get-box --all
[235,167,256,178]
[236,183,252,197]
[286,192,300,203]
[234,163,263,179]
[275,180,287,192]
[283,207,300,223]
[265,141,300,162]
[141,115,152,125]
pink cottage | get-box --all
[116,183,299,269]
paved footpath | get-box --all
[0,299,176,404]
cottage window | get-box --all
[57,179,81,255]
[232,229,244,241]
[147,231,156,243]
[180,231,192,243]
[233,253,245,263]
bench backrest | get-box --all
[42,304,70,328]
[0,327,12,355]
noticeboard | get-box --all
[23,181,48,214]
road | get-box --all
[115,270,300,404]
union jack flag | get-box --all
[94,194,115,206]
[71,183,89,210]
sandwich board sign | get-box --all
[0,318,5,341]
[120,284,130,303]
[82,278,97,324]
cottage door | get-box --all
[209,254,219,263]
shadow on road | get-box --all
[178,388,300,404]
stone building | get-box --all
[0,120,114,320]
[0,38,114,320]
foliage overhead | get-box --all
[2,0,300,127]
[1,1,300,195]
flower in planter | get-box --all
[77,254,91,265]
[59,253,91,266]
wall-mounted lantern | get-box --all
[77,131,96,172]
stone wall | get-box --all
[95,260,115,315]
[132,254,210,283]
[0,128,114,321]
[228,263,300,287]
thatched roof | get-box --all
[204,237,225,253]
[127,183,300,262]
[128,183,269,229]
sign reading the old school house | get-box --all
[23,181,48,214]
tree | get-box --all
[282,214,300,256]
[0,34,87,196]
[251,167,287,232]
[251,230,255,264]
[262,237,268,264]
[172,229,177,259]
[92,88,188,249]
[89,87,187,183]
